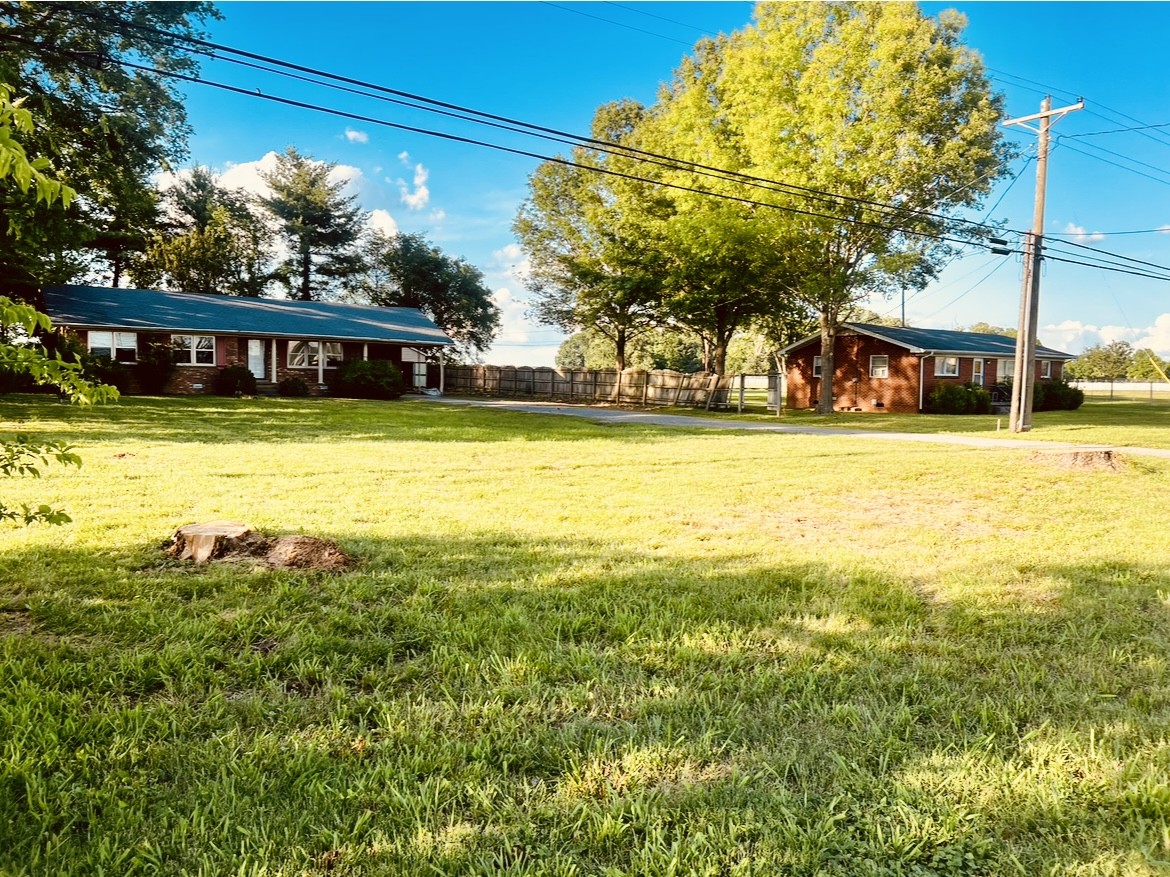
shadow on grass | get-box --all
[1,533,1167,875]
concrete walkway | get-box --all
[415,395,1170,460]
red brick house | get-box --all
[782,323,1075,413]
[43,285,453,395]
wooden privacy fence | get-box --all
[444,365,781,410]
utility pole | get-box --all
[1003,96,1083,432]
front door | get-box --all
[972,358,984,386]
[247,339,265,380]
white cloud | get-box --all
[399,163,430,211]
[1063,222,1105,244]
[483,286,565,365]
[1133,313,1170,356]
[397,151,411,164]
[345,128,369,144]
[492,243,531,287]
[1041,318,1148,355]
[219,151,282,199]
[430,209,447,223]
[369,208,399,237]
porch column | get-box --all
[362,342,368,361]
[270,339,277,382]
[439,356,445,394]
[318,340,325,385]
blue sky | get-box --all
[176,2,1170,365]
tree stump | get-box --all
[168,521,254,564]
[1030,448,1121,471]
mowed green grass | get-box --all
[682,398,1170,451]
[1,395,1168,876]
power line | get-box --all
[59,5,1018,242]
[541,1,694,46]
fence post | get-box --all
[738,374,745,414]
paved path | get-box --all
[415,395,1170,460]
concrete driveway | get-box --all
[414,395,1170,460]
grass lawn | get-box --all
[665,398,1170,451]
[2,394,1169,876]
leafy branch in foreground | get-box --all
[0,435,81,524]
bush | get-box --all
[332,360,405,400]
[1034,378,1084,411]
[213,365,257,397]
[278,376,310,397]
[927,381,991,415]
[135,340,175,395]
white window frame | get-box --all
[1041,360,1052,379]
[412,362,428,388]
[934,355,960,377]
[869,355,889,379]
[999,358,1015,382]
[972,358,985,386]
[88,330,137,363]
[812,355,823,378]
[171,334,216,366]
[288,341,343,369]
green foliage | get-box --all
[927,381,991,414]
[261,147,364,301]
[642,3,1008,399]
[1066,340,1134,382]
[0,435,81,525]
[349,231,500,360]
[332,359,405,400]
[515,100,667,371]
[0,3,218,290]
[964,321,1016,338]
[212,365,257,397]
[278,376,310,397]
[131,167,274,296]
[1033,379,1084,412]
[1127,348,1169,382]
[135,340,177,395]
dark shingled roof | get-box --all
[43,285,453,347]
[783,322,1075,360]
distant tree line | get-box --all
[0,3,499,360]
[1066,341,1170,385]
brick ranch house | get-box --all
[43,285,453,395]
[782,323,1076,414]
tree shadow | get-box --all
[1,534,1167,874]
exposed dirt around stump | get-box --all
[167,524,356,572]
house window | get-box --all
[171,334,215,365]
[413,362,428,388]
[1041,360,1052,379]
[999,358,1015,382]
[869,355,889,379]
[88,331,137,363]
[934,356,960,377]
[812,355,823,378]
[288,341,343,368]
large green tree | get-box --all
[1066,340,1134,388]
[641,2,1009,410]
[0,1,219,293]
[515,100,668,373]
[261,147,364,301]
[131,167,273,296]
[0,84,116,525]
[349,231,500,361]
[1127,347,1168,382]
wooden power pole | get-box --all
[1003,96,1083,432]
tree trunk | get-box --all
[298,247,313,301]
[817,308,837,415]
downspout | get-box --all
[919,355,927,412]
